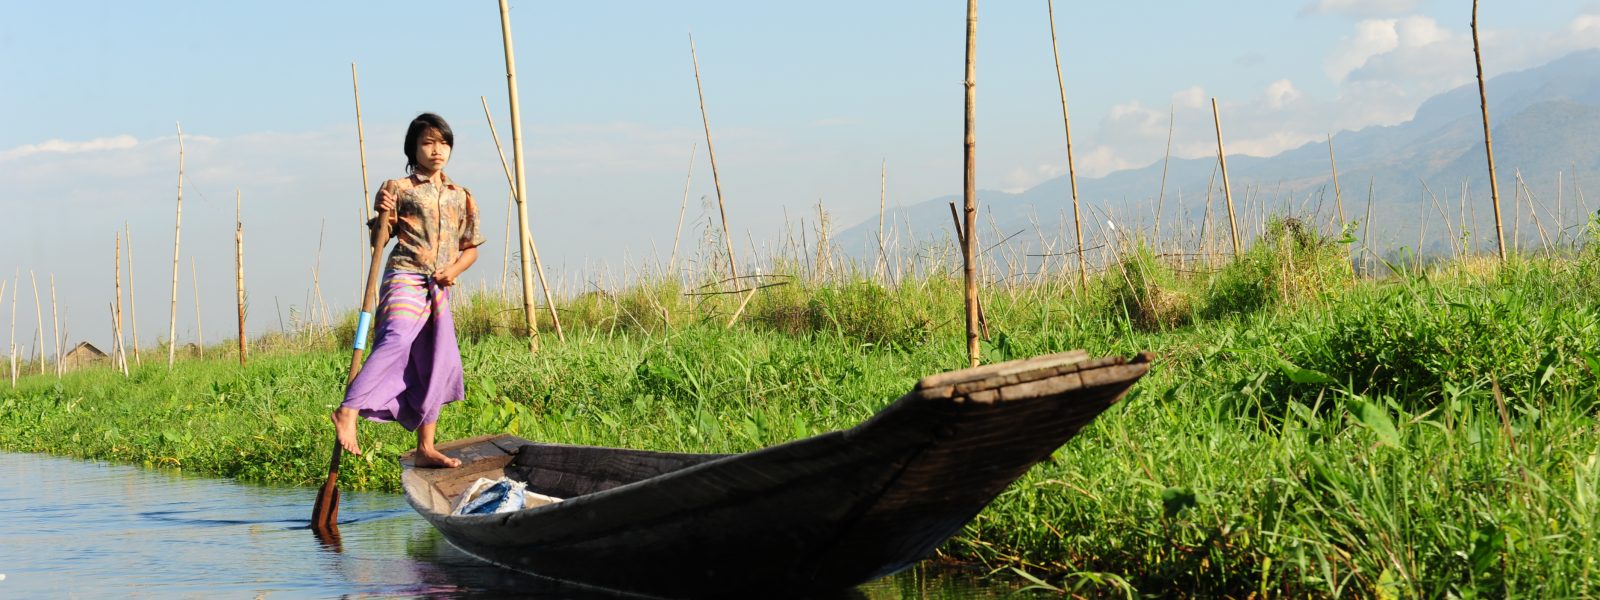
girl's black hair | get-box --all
[403,113,454,173]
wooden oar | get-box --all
[311,207,392,536]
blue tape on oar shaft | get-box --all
[353,312,374,350]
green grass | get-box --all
[3,241,1599,597]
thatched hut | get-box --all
[63,341,108,371]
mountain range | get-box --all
[837,49,1600,260]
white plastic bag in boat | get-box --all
[451,477,563,516]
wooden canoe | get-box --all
[400,350,1152,598]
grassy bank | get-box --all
[4,238,1599,596]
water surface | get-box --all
[0,453,1034,598]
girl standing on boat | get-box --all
[332,112,484,468]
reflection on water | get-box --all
[0,453,1037,598]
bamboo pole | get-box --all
[351,63,373,306]
[235,189,247,366]
[876,158,888,283]
[1557,171,1565,248]
[501,190,513,299]
[687,34,757,328]
[1212,99,1241,256]
[110,302,127,376]
[125,222,140,366]
[1516,172,1553,253]
[0,283,6,375]
[49,274,61,378]
[1155,105,1174,246]
[1328,134,1346,227]
[1514,179,1522,253]
[1418,190,1430,265]
[30,271,43,375]
[168,121,184,368]
[351,64,372,225]
[9,271,16,386]
[1472,0,1507,261]
[948,202,989,340]
[668,142,696,276]
[478,95,563,341]
[115,233,125,371]
[191,257,203,358]
[1422,180,1457,259]
[1363,177,1375,275]
[313,219,330,331]
[962,0,980,367]
[1047,0,1086,292]
[498,0,543,353]
[690,34,739,286]
[1201,161,1218,265]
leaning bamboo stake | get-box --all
[109,303,127,376]
[479,95,563,341]
[668,142,696,276]
[49,274,61,378]
[168,122,184,368]
[1516,171,1553,253]
[235,189,247,366]
[1212,98,1241,256]
[498,0,544,353]
[191,257,203,358]
[351,63,374,305]
[948,202,990,340]
[962,0,980,367]
[690,34,739,286]
[687,34,755,328]
[1155,105,1174,246]
[1047,0,1086,292]
[125,222,141,366]
[1472,0,1507,261]
[29,271,43,375]
[351,63,372,226]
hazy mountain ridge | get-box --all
[838,49,1600,258]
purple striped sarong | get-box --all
[341,271,465,431]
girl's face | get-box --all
[414,128,452,174]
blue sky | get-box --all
[3,0,1599,353]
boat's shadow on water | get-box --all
[320,523,868,600]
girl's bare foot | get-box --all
[414,421,460,468]
[414,447,461,468]
[331,408,362,456]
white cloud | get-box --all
[0,135,139,161]
[1265,79,1303,109]
[1573,14,1600,34]
[1301,0,1424,18]
[1074,146,1136,179]
[1001,164,1066,193]
[1172,86,1208,109]
[1324,19,1401,81]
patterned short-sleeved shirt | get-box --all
[376,172,487,274]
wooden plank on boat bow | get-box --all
[914,349,1089,399]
